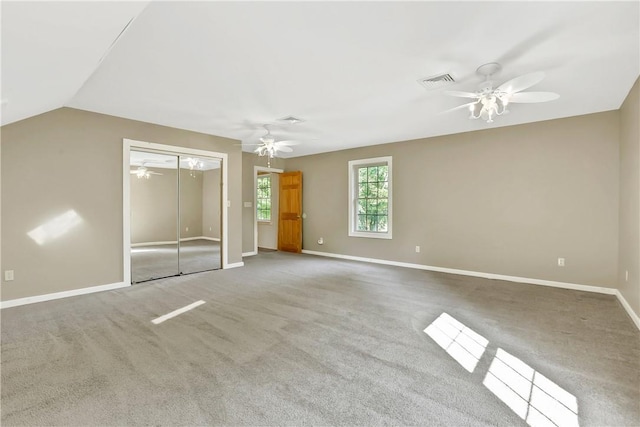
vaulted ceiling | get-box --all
[2,1,639,157]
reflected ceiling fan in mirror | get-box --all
[444,63,559,123]
[130,163,163,179]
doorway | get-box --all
[253,166,283,254]
[123,139,229,284]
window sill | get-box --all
[349,230,392,239]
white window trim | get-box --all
[348,156,392,239]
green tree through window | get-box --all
[356,164,388,232]
[257,175,271,221]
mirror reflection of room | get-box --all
[178,156,222,275]
[129,151,222,283]
[130,151,179,283]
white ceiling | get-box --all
[2,1,639,158]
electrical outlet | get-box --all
[415,246,421,253]
[186,226,189,232]
[4,270,14,281]
[558,258,565,267]
[317,237,324,245]
[209,227,212,231]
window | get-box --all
[348,156,392,239]
[256,174,272,222]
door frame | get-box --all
[123,138,229,285]
[252,165,283,255]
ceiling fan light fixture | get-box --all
[135,168,150,179]
[186,157,204,170]
[469,95,509,123]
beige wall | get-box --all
[286,111,621,288]
[242,152,285,254]
[257,173,280,250]
[1,107,242,301]
[131,166,179,244]
[618,77,640,315]
[202,169,221,239]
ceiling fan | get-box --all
[130,163,162,179]
[248,125,299,158]
[444,63,559,123]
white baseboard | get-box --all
[225,262,244,269]
[131,236,220,247]
[180,236,214,242]
[1,281,130,309]
[242,251,258,257]
[615,290,640,330]
[131,240,176,247]
[302,249,640,331]
[302,249,616,295]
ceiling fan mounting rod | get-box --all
[476,62,502,80]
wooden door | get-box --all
[278,171,302,253]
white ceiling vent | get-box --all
[418,73,455,90]
[278,116,305,124]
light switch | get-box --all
[243,201,252,208]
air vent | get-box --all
[278,116,305,124]
[418,73,456,90]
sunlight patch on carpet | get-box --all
[424,312,489,373]
[152,300,206,324]
[484,348,579,427]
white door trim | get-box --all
[123,138,229,285]
[253,166,283,255]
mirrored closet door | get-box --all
[130,150,179,283]
[130,151,222,283]
[178,156,222,274]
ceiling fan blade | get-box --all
[148,171,163,175]
[275,140,300,146]
[275,145,293,153]
[508,91,559,103]
[444,90,480,99]
[497,71,545,94]
[440,101,478,115]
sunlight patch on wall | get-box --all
[483,348,579,427]
[27,209,83,245]
[424,312,489,373]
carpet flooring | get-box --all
[1,251,638,426]
[131,239,221,283]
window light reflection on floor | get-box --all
[424,313,489,373]
[483,348,579,427]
